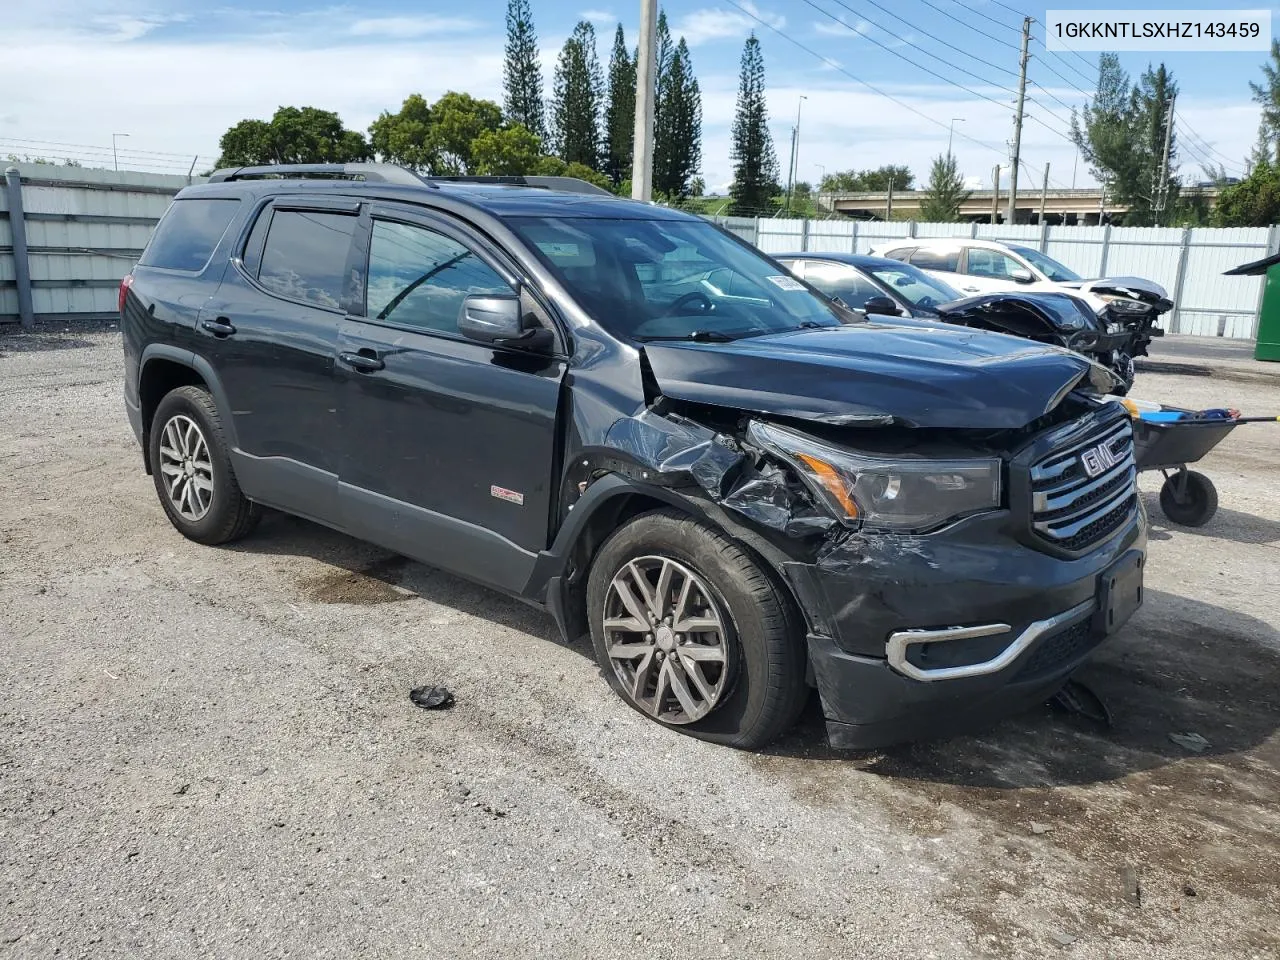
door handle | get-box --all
[201,317,236,337]
[338,350,385,372]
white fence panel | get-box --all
[1044,225,1109,277]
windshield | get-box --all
[1009,245,1081,282]
[509,216,844,340]
[863,262,962,312]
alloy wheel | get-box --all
[602,555,732,724]
[157,414,214,521]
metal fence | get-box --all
[2,165,1274,340]
[713,216,1278,340]
[1,163,195,327]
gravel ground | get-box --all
[2,329,1278,960]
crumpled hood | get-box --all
[642,322,1109,429]
[1058,276,1173,312]
[936,291,1100,334]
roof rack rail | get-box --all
[427,175,615,197]
[207,163,431,187]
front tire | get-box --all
[149,385,260,545]
[586,509,809,749]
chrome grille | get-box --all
[1031,418,1136,551]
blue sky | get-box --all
[2,0,1269,190]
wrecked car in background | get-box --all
[777,252,1166,394]
[121,164,1146,751]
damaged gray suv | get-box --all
[121,164,1146,749]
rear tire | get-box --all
[149,385,260,545]
[586,509,809,749]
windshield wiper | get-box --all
[635,330,740,343]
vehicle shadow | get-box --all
[768,587,1280,789]
[225,510,572,649]
[1141,489,1280,546]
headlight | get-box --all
[747,422,1002,532]
[1100,295,1151,315]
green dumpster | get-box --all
[1223,251,1280,361]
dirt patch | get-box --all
[299,555,412,605]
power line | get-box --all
[910,0,1018,50]
[721,0,1011,160]
[0,135,201,161]
[826,0,1020,83]
[799,0,1020,112]
[988,0,1101,81]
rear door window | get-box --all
[908,248,960,271]
[138,198,240,272]
[258,210,359,309]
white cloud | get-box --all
[580,9,616,24]
[675,1,784,47]
[812,17,869,37]
[349,16,485,38]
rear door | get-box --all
[906,246,970,291]
[335,205,568,593]
[195,196,362,522]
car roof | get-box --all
[880,237,1020,253]
[175,176,697,222]
[773,252,918,270]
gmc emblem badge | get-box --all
[1080,440,1123,478]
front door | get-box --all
[336,207,567,594]
[197,197,362,521]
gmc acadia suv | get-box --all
[120,164,1146,749]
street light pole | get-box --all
[947,118,965,158]
[785,95,806,215]
[112,133,130,172]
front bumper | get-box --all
[783,503,1146,749]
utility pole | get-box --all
[886,180,894,220]
[1005,16,1031,225]
[991,164,1001,224]
[1039,162,1050,224]
[630,0,659,202]
[785,96,806,215]
[112,133,130,172]
[1154,94,1176,223]
[947,118,965,159]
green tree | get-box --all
[728,34,778,215]
[918,153,971,222]
[472,124,543,175]
[1250,40,1280,159]
[1248,125,1272,173]
[819,165,913,192]
[603,25,636,186]
[1213,160,1280,226]
[551,21,604,168]
[427,92,503,174]
[1071,56,1182,225]
[503,0,544,139]
[534,155,612,189]
[654,38,702,200]
[218,107,369,166]
[651,11,675,184]
[368,94,435,171]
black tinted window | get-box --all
[366,220,510,334]
[139,199,240,272]
[908,248,960,271]
[259,211,357,309]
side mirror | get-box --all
[862,295,903,316]
[459,294,553,350]
[1010,266,1035,284]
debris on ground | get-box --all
[1048,678,1112,727]
[409,685,456,710]
[1168,731,1211,753]
[1050,931,1079,947]
[1121,865,1142,906]
[1030,821,1054,835]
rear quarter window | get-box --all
[138,198,241,272]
